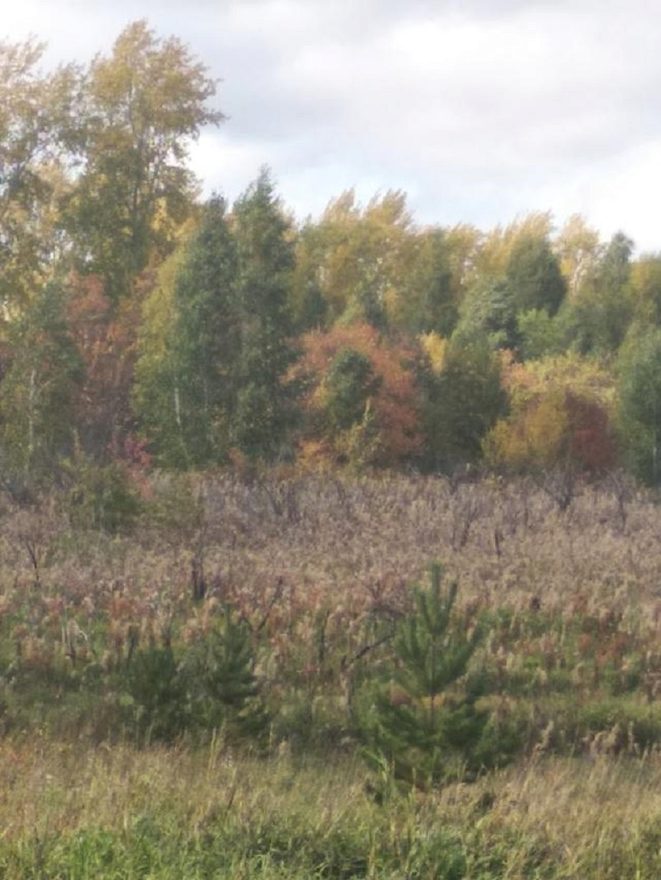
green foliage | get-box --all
[420,339,506,471]
[231,170,298,460]
[409,228,459,337]
[631,253,661,325]
[0,39,76,308]
[0,282,82,481]
[323,348,381,432]
[363,564,489,789]
[454,278,519,350]
[565,232,634,356]
[617,328,661,484]
[182,608,267,736]
[64,20,222,299]
[517,307,567,360]
[124,608,265,744]
[505,234,566,315]
[134,197,238,468]
[125,645,189,743]
[64,454,142,533]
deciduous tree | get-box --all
[65,20,222,300]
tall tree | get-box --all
[230,170,297,460]
[0,281,82,481]
[294,190,418,331]
[505,234,566,316]
[399,228,458,337]
[567,232,634,355]
[0,39,77,311]
[134,198,238,468]
[630,254,661,326]
[555,214,600,299]
[65,20,222,300]
[617,329,661,485]
[453,277,519,351]
[67,273,140,459]
[420,337,505,472]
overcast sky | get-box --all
[4,0,661,250]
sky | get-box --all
[4,0,661,250]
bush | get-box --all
[64,455,142,533]
[122,608,267,744]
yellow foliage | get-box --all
[555,214,600,298]
[420,332,447,375]
[485,392,569,471]
[502,352,615,412]
[475,212,554,278]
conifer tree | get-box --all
[617,328,661,485]
[134,197,237,468]
[420,339,505,472]
[231,169,297,460]
[179,606,267,738]
[169,196,238,466]
[364,564,487,788]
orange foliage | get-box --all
[485,388,617,475]
[66,273,142,458]
[292,323,422,467]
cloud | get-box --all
[2,0,661,248]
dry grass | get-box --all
[0,472,660,876]
[0,737,659,878]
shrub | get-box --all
[64,455,142,533]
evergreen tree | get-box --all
[184,607,266,735]
[454,277,519,351]
[231,170,297,460]
[617,329,661,485]
[170,196,238,465]
[414,229,458,337]
[364,564,487,788]
[134,198,238,468]
[323,348,381,433]
[420,339,506,472]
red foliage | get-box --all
[565,392,618,474]
[292,323,422,466]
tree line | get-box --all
[2,20,661,494]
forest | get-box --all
[2,21,661,491]
[0,19,660,880]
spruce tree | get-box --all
[170,195,239,466]
[231,169,297,460]
[134,196,238,468]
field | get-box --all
[1,472,660,877]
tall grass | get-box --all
[0,738,659,878]
[0,472,660,876]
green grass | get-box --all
[0,739,659,879]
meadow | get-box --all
[1,471,660,877]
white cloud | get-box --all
[2,0,661,248]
